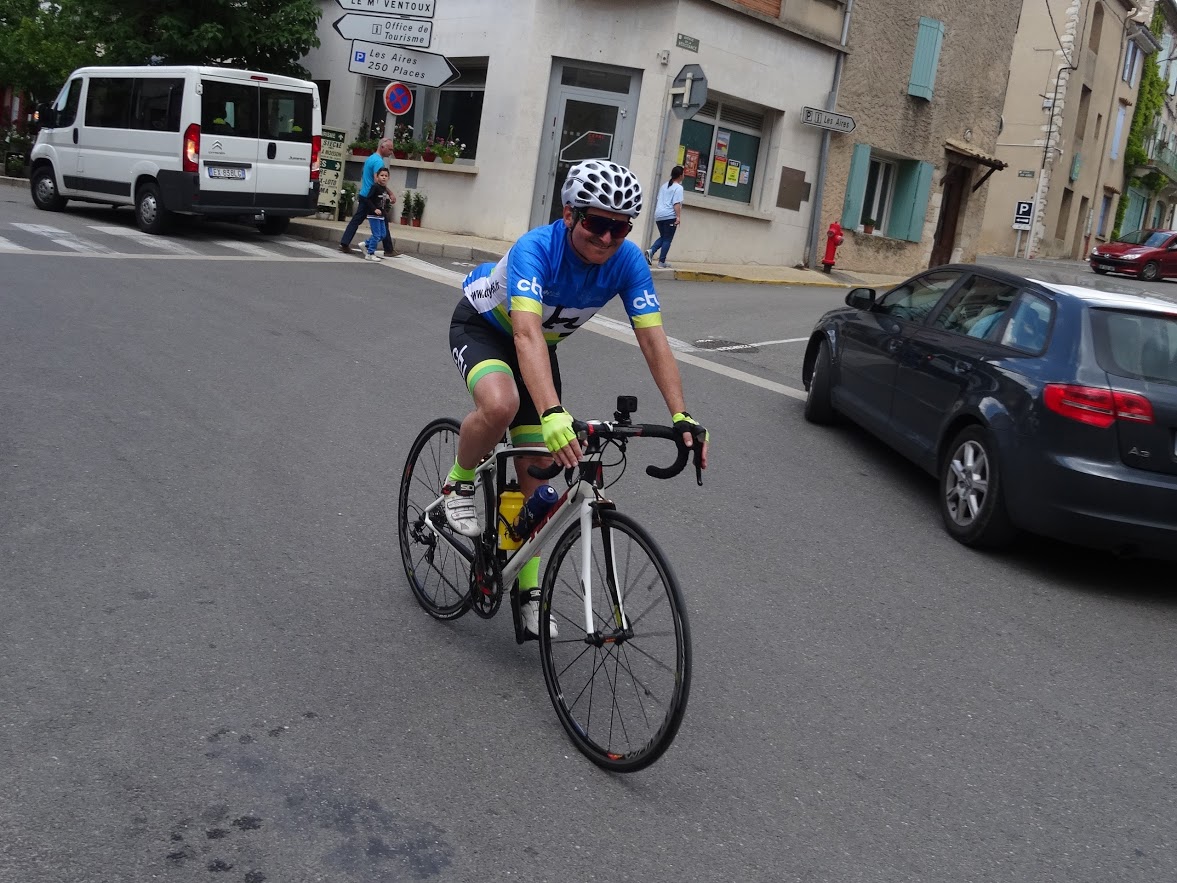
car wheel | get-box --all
[257,216,290,235]
[1139,260,1160,282]
[939,425,1016,549]
[804,337,837,425]
[135,182,171,234]
[30,166,67,211]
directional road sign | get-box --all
[333,13,432,48]
[335,0,435,17]
[1013,200,1033,231]
[800,106,857,134]
[348,41,459,87]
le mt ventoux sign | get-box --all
[335,0,435,17]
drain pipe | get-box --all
[806,0,854,269]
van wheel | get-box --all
[135,182,171,234]
[31,166,67,211]
[257,217,290,235]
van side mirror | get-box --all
[36,103,57,129]
[846,287,877,310]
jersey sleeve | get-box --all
[505,230,549,319]
[618,245,663,330]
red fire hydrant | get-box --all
[821,221,844,273]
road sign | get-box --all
[1013,200,1033,231]
[335,0,434,18]
[383,81,413,116]
[671,64,707,120]
[800,106,857,134]
[348,41,459,87]
[318,127,347,216]
[333,13,432,48]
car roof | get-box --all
[920,263,1177,313]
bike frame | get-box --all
[418,440,629,636]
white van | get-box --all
[29,65,322,235]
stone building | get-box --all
[817,0,1021,276]
[979,0,1159,260]
[1133,0,1177,231]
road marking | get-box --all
[0,237,26,251]
[382,255,810,400]
[209,238,277,257]
[713,336,808,351]
[87,225,200,254]
[51,237,107,253]
[280,238,350,258]
[13,223,70,236]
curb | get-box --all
[287,217,505,264]
[672,268,855,288]
[1,174,28,190]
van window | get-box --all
[131,78,184,132]
[201,80,258,137]
[53,77,83,128]
[84,78,134,128]
[260,87,312,143]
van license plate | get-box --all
[207,167,246,180]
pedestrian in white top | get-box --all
[644,165,685,268]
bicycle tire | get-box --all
[398,417,474,620]
[538,509,691,773]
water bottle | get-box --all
[512,484,558,541]
[497,487,525,550]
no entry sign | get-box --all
[383,81,413,116]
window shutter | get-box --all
[1111,106,1126,159]
[888,160,934,242]
[841,143,872,228]
[908,17,946,100]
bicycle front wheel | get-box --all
[398,418,474,620]
[539,509,691,773]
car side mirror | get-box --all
[846,287,877,310]
[36,103,56,129]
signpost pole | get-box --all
[647,81,674,254]
[1015,229,1023,258]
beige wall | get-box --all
[820,0,1022,275]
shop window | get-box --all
[841,143,933,241]
[677,97,765,206]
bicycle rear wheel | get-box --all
[398,418,474,620]
[538,509,691,773]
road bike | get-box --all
[397,395,704,773]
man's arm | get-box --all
[634,324,708,468]
[513,311,582,467]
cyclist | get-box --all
[444,160,709,636]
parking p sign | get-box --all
[1013,200,1033,231]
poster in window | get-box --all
[716,129,730,160]
[683,148,699,178]
[676,144,685,164]
[711,158,727,185]
[725,160,741,186]
[694,163,707,191]
[739,165,750,185]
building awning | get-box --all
[943,138,1008,170]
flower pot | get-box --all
[863,225,875,235]
[400,217,409,225]
[351,148,372,157]
[422,150,436,162]
[440,155,455,164]
[392,149,408,159]
[411,218,422,227]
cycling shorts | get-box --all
[449,299,561,446]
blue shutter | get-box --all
[908,17,946,100]
[1110,106,1126,159]
[887,160,935,242]
[841,143,872,228]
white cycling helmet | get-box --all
[561,160,643,217]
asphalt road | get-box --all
[3,191,1177,883]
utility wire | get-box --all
[1045,0,1073,66]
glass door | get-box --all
[546,97,621,222]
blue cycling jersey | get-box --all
[461,220,663,344]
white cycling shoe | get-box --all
[441,480,480,537]
[520,596,558,638]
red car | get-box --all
[1089,229,1177,281]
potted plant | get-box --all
[349,137,377,157]
[392,123,414,160]
[411,191,426,226]
[432,126,466,164]
[862,217,877,235]
[421,121,437,162]
[339,181,357,217]
[400,189,413,225]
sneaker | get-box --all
[643,247,653,266]
[384,248,402,258]
[520,595,558,638]
[441,480,479,536]
[658,262,671,269]
[367,252,384,262]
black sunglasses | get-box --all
[576,211,633,238]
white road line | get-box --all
[51,237,108,253]
[384,255,809,400]
[0,237,26,251]
[0,250,348,261]
[210,238,278,257]
[13,223,70,235]
[279,238,350,258]
[713,336,809,350]
[587,313,696,351]
[87,225,200,254]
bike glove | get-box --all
[672,411,710,444]
[541,406,577,453]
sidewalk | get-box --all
[288,214,908,289]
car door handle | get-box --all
[926,354,972,375]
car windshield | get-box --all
[1116,230,1169,247]
[1091,309,1177,384]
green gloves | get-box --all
[541,406,577,453]
[672,411,710,444]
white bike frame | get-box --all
[419,440,630,635]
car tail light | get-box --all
[310,134,321,181]
[182,123,200,173]
[1043,383,1154,428]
